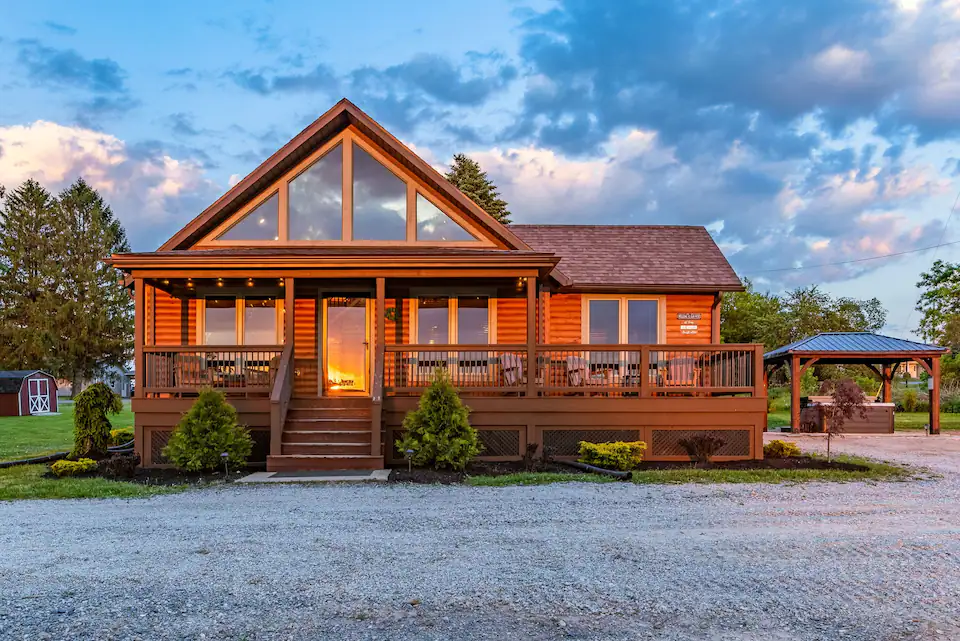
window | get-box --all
[457,297,489,344]
[201,296,280,345]
[288,144,343,240]
[352,146,407,241]
[217,193,279,241]
[417,297,450,344]
[244,298,277,345]
[204,297,237,345]
[585,297,661,344]
[416,193,475,241]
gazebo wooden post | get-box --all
[930,356,941,435]
[881,363,893,403]
[790,354,801,433]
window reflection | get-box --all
[218,193,279,241]
[204,297,236,345]
[289,144,343,240]
[588,300,620,344]
[244,298,277,345]
[627,300,658,343]
[416,193,474,241]
[353,146,407,241]
[418,297,449,344]
[457,296,489,344]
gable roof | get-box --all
[764,332,948,360]
[160,98,530,252]
[510,225,743,292]
[0,370,47,394]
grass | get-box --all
[0,401,134,462]
[467,455,916,487]
[0,401,172,501]
[767,410,960,431]
[0,464,176,501]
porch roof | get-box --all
[108,246,560,276]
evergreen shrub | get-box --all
[162,389,252,472]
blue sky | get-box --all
[1,0,959,337]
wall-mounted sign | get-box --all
[677,312,702,320]
[680,321,699,335]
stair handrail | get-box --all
[269,342,294,457]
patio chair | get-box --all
[565,355,613,395]
[174,355,213,396]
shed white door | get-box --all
[28,378,50,414]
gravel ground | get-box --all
[2,440,960,640]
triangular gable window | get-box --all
[353,146,407,241]
[217,192,279,241]
[416,193,477,241]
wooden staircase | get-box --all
[266,397,383,472]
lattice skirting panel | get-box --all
[650,429,752,457]
[150,430,173,465]
[542,429,641,457]
[250,429,269,463]
[478,429,521,458]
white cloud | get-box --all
[0,121,216,249]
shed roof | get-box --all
[764,332,947,361]
[0,370,46,394]
[509,224,743,292]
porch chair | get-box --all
[174,355,213,396]
[499,352,543,396]
[565,355,613,395]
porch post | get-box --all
[526,277,537,398]
[930,356,941,435]
[284,278,295,348]
[882,363,892,403]
[790,354,801,433]
[711,293,722,343]
[132,277,146,465]
[372,277,385,457]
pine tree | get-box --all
[52,178,133,394]
[445,154,512,224]
[163,389,253,472]
[0,180,61,369]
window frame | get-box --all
[197,292,284,346]
[581,295,665,345]
[410,293,498,346]
[199,128,491,248]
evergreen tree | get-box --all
[163,389,253,472]
[52,178,133,394]
[444,154,512,224]
[0,180,60,369]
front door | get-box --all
[323,297,369,394]
[28,378,50,414]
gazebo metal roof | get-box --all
[764,332,947,363]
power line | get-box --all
[743,237,960,275]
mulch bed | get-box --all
[388,456,869,483]
[40,467,258,486]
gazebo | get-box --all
[763,332,949,434]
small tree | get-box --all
[819,378,867,460]
[163,389,253,472]
[445,154,512,224]
[70,382,123,460]
[395,369,481,470]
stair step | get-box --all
[290,397,372,409]
[284,419,371,432]
[267,454,384,472]
[282,430,371,444]
[282,442,371,456]
[287,408,371,419]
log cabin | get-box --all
[108,98,766,471]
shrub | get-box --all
[50,458,98,477]
[98,453,141,479]
[70,383,123,460]
[763,439,801,458]
[678,434,726,465]
[109,427,135,447]
[578,441,646,471]
[819,378,867,460]
[395,369,481,471]
[915,400,931,414]
[162,389,253,472]
[902,389,918,413]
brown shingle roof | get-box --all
[509,225,743,292]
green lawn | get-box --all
[0,464,174,501]
[766,410,960,431]
[0,401,134,462]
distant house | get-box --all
[108,98,767,470]
[0,371,58,416]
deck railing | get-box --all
[384,343,763,397]
[269,343,294,456]
[142,346,284,397]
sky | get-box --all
[1,0,960,338]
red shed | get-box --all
[0,371,58,416]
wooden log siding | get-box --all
[495,298,527,343]
[152,288,196,346]
[547,293,582,343]
[293,297,318,396]
[665,295,713,344]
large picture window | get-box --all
[206,133,485,245]
[414,296,493,345]
[585,297,661,344]
[200,296,281,345]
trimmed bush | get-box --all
[578,441,647,471]
[50,458,98,477]
[395,368,481,471]
[70,383,123,460]
[98,453,140,479]
[162,389,253,472]
[763,439,802,458]
[109,427,135,447]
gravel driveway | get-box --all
[2,441,960,640]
